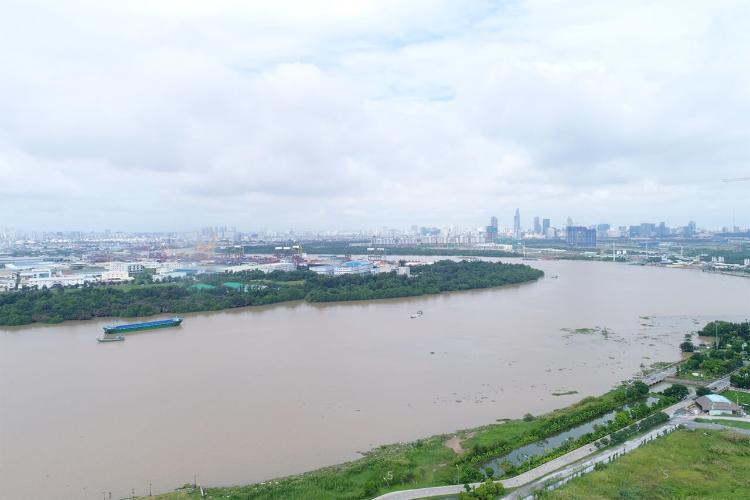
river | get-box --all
[1,259,749,499]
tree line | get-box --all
[0,260,543,326]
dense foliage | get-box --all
[677,350,744,378]
[460,478,505,499]
[305,260,543,302]
[730,366,750,389]
[679,340,695,352]
[661,383,689,400]
[0,260,542,326]
[698,320,750,352]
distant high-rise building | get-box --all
[640,223,656,238]
[596,224,610,239]
[566,216,574,228]
[513,209,521,238]
[542,218,550,235]
[685,220,697,237]
[533,217,541,234]
[566,226,597,247]
[485,225,498,243]
[490,216,498,230]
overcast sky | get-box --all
[2,1,750,232]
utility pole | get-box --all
[715,322,719,350]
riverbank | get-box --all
[544,429,750,499]
[145,385,675,500]
[0,260,542,326]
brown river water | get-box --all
[1,259,749,499]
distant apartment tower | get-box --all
[533,217,541,234]
[513,209,521,239]
[566,226,597,248]
[542,218,550,236]
[685,220,697,237]
[596,224,610,239]
[486,216,499,243]
[485,225,498,243]
[640,223,656,238]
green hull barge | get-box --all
[103,317,183,334]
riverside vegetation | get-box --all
[0,260,542,326]
[675,320,749,380]
[148,383,680,500]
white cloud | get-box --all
[2,0,750,230]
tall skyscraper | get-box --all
[542,218,550,236]
[490,216,498,229]
[513,209,521,239]
[533,217,541,234]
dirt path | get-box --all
[444,432,475,454]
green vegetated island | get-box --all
[0,260,542,326]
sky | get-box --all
[2,0,750,232]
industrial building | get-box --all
[695,394,742,416]
[334,261,374,275]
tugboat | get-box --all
[410,310,423,319]
[97,336,125,343]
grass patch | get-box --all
[695,418,750,430]
[542,430,750,499]
[560,327,611,338]
[722,390,750,408]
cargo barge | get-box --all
[103,317,183,334]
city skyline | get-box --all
[2,1,750,230]
[1,210,743,239]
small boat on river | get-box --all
[97,336,125,343]
[410,310,423,319]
